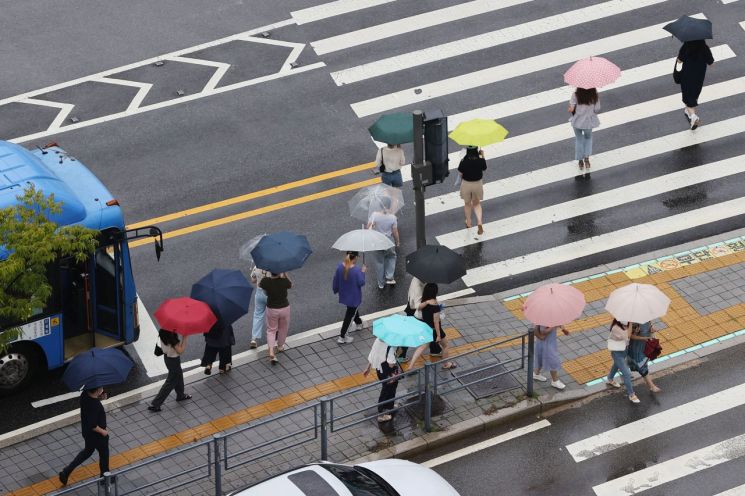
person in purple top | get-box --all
[333,251,366,344]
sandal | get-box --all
[277,345,286,353]
[628,394,640,404]
[442,362,457,370]
[219,364,232,375]
[249,340,257,349]
[584,157,591,169]
[270,356,278,365]
[377,414,392,422]
[477,225,484,235]
[578,159,585,170]
[649,385,662,393]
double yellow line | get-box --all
[127,161,379,247]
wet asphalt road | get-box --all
[410,343,745,496]
[2,0,745,430]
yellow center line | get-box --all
[127,161,376,229]
[129,177,380,247]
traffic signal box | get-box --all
[424,110,449,183]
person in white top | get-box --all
[363,338,400,422]
[604,319,639,404]
[250,267,270,349]
[375,144,405,188]
[148,330,191,412]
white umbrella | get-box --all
[605,283,671,323]
[348,184,404,222]
[332,229,394,252]
[238,234,266,264]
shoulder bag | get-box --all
[378,147,386,173]
[673,59,682,85]
[644,338,663,360]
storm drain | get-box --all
[451,364,521,400]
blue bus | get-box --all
[0,140,163,394]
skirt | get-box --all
[460,179,484,201]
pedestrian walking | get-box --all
[457,146,487,234]
[532,325,570,390]
[333,251,366,344]
[376,143,405,188]
[568,87,601,173]
[260,272,292,364]
[201,319,235,375]
[418,283,456,369]
[58,387,109,486]
[249,266,270,349]
[604,319,640,404]
[362,338,401,423]
[149,329,191,412]
[677,40,715,130]
[368,199,400,289]
[627,322,662,393]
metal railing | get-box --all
[51,329,534,496]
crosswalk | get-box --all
[308,0,745,292]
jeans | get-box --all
[340,306,362,338]
[63,434,109,477]
[266,305,290,351]
[573,127,593,160]
[607,350,635,396]
[381,170,403,187]
[374,247,397,287]
[152,356,185,407]
[251,288,267,340]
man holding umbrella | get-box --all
[59,387,110,486]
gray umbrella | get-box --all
[663,16,712,42]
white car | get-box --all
[227,459,460,496]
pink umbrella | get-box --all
[564,57,621,89]
[522,283,586,327]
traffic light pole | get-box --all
[412,110,426,249]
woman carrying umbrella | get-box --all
[332,251,366,344]
[417,283,456,370]
[605,319,640,404]
[375,144,406,188]
[362,338,401,423]
[627,322,662,393]
[149,329,192,412]
[677,40,715,130]
[457,146,487,234]
[568,88,601,173]
[533,324,570,390]
[201,319,235,375]
[260,272,292,364]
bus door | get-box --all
[90,241,126,348]
[59,257,94,360]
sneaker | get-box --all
[533,373,548,382]
[355,322,364,331]
[249,340,257,349]
[629,394,641,404]
[604,378,622,389]
[551,380,566,390]
[59,472,69,486]
[386,279,396,285]
[584,157,591,169]
[176,394,192,402]
[378,284,385,290]
[684,110,691,123]
[690,114,700,130]
[377,414,393,422]
[578,159,585,170]
[337,336,354,344]
[147,405,162,412]
[429,352,442,357]
[397,356,409,364]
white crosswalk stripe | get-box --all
[313,0,745,297]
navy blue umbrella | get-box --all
[250,231,312,273]
[63,348,134,391]
[191,268,253,324]
[663,16,712,42]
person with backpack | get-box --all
[627,321,662,393]
[375,143,405,188]
[605,319,640,404]
[333,251,366,344]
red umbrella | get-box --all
[154,297,217,335]
[564,56,621,89]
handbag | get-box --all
[154,344,164,357]
[643,338,662,360]
[673,59,682,85]
[378,147,386,173]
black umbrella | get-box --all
[663,16,712,42]
[405,245,466,284]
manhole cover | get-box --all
[451,363,521,399]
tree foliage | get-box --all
[0,185,98,354]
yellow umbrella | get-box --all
[448,119,509,147]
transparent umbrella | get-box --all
[239,234,266,265]
[348,184,404,222]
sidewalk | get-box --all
[5,231,745,496]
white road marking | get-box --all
[446,44,735,131]
[92,77,153,113]
[714,484,745,495]
[166,56,232,92]
[332,0,664,86]
[312,0,533,56]
[132,297,168,377]
[462,196,745,287]
[422,419,551,468]
[422,76,745,210]
[439,154,745,250]
[22,98,75,130]
[567,382,745,462]
[31,392,80,409]
[722,0,741,3]
[349,14,704,117]
[592,433,745,496]
[291,0,396,25]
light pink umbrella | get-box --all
[522,283,586,327]
[564,57,621,89]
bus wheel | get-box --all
[0,344,39,394]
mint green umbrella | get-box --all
[368,113,413,145]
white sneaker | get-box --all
[551,380,566,390]
[690,114,700,130]
[386,279,396,285]
[337,336,354,344]
[533,373,548,382]
[629,394,641,404]
[355,322,364,331]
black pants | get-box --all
[201,345,232,370]
[63,435,109,477]
[340,306,362,338]
[152,356,184,407]
[376,370,399,413]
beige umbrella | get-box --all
[605,283,670,323]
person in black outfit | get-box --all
[59,387,109,486]
[201,319,235,375]
[418,283,456,370]
[677,40,714,130]
[457,147,488,234]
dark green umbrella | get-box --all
[368,113,414,144]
